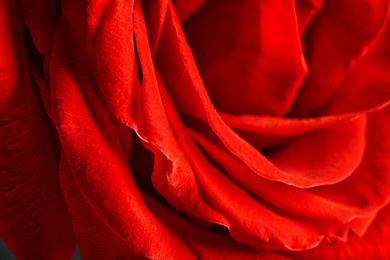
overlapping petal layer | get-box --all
[0,1,74,259]
[182,0,307,116]
[1,0,390,259]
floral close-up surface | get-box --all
[1,0,390,259]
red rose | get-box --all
[1,0,390,259]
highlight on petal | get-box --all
[155,0,296,187]
[50,1,196,258]
[140,2,325,250]
[181,0,307,116]
[86,0,143,135]
[141,0,169,54]
[294,0,322,37]
[157,77,324,251]
[133,0,228,231]
[152,2,390,254]
[154,0,373,189]
[220,105,380,150]
[290,0,390,116]
[316,18,390,116]
[187,105,390,248]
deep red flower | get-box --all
[1,0,390,259]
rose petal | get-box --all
[86,0,145,137]
[29,62,53,121]
[51,66,195,259]
[181,0,307,116]
[317,20,390,116]
[187,113,367,188]
[218,21,390,150]
[290,0,390,116]
[309,105,390,228]
[349,212,378,237]
[187,107,390,239]
[185,127,317,213]
[265,116,366,188]
[141,0,169,54]
[138,3,325,249]
[133,0,226,227]
[186,107,390,239]
[0,1,75,259]
[290,203,390,259]
[143,192,292,260]
[219,111,364,152]
[57,0,144,161]
[155,3,369,188]
[186,126,365,241]
[220,112,363,136]
[157,72,324,251]
[219,98,389,151]
[51,2,196,258]
[16,0,60,54]
[294,0,322,37]
[58,154,144,260]
[174,0,208,22]
[155,0,301,188]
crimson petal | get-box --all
[294,0,322,37]
[182,0,307,116]
[0,1,75,258]
[51,1,196,258]
[16,0,60,54]
[290,0,390,116]
[290,203,390,259]
[58,154,144,260]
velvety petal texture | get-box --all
[0,0,74,259]
[1,0,390,259]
